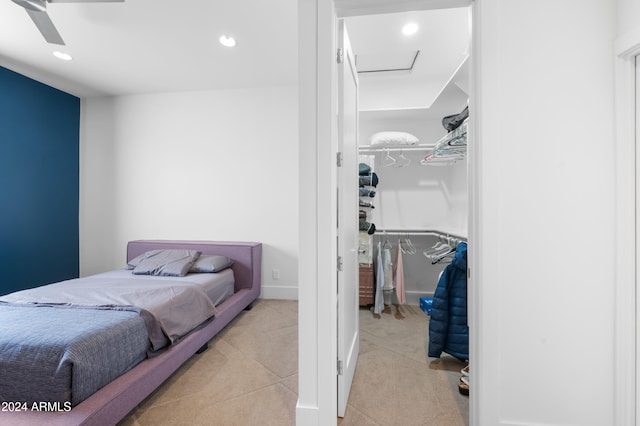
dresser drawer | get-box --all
[359,265,374,306]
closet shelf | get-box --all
[358,144,435,153]
[421,119,468,166]
[376,228,467,243]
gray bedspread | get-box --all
[0,304,148,406]
[0,272,217,351]
[0,272,218,407]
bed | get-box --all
[0,239,262,426]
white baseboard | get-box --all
[260,284,298,300]
[295,402,319,426]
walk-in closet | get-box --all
[344,5,471,424]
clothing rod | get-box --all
[375,229,467,242]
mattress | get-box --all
[0,268,235,408]
[94,268,236,307]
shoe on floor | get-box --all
[461,364,469,377]
[458,377,469,396]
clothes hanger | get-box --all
[382,148,396,167]
[378,230,391,251]
[426,239,450,253]
[398,237,408,255]
[430,248,456,265]
[404,233,416,255]
[420,152,463,166]
[393,150,411,168]
[423,239,454,260]
[397,234,415,255]
[382,232,392,250]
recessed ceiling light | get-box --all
[219,35,236,47]
[402,23,419,36]
[53,51,72,61]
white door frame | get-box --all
[297,0,339,424]
[614,28,640,426]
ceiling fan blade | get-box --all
[25,8,65,45]
[10,0,46,12]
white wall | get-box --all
[617,0,640,37]
[80,85,299,299]
[472,1,616,425]
[614,1,640,424]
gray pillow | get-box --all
[127,249,161,269]
[189,255,234,273]
[132,249,201,277]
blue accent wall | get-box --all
[0,66,80,295]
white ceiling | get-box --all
[345,7,470,117]
[0,0,469,109]
[0,0,298,97]
[335,0,471,17]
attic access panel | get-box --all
[355,50,420,73]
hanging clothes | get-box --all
[373,241,385,314]
[394,240,406,304]
[427,242,468,361]
[382,239,393,291]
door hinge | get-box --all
[337,255,343,271]
[467,267,471,279]
[337,48,344,64]
[337,359,343,375]
[337,151,343,167]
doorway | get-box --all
[339,4,471,424]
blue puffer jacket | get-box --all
[428,242,468,361]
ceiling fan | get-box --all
[10,0,124,46]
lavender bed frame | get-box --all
[1,240,262,426]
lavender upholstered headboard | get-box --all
[126,240,262,293]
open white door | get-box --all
[337,18,359,418]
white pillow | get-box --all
[369,131,419,146]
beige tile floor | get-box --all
[119,299,468,426]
